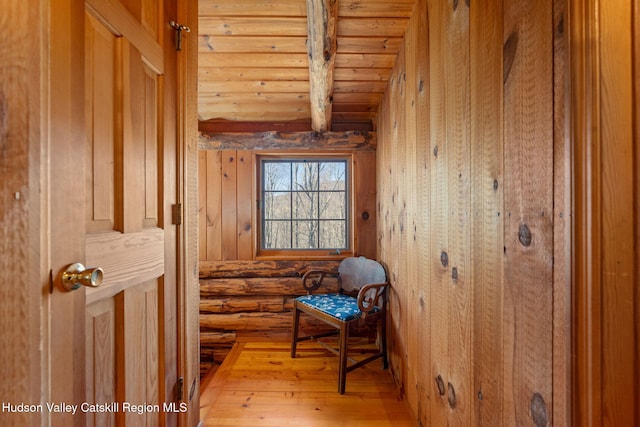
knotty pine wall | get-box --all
[376,1,571,426]
[198,149,377,261]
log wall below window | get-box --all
[198,260,341,375]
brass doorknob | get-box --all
[61,263,104,291]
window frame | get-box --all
[256,153,354,260]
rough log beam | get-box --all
[200,332,237,346]
[200,312,334,332]
[306,0,338,132]
[200,277,340,297]
[198,130,376,151]
[200,296,285,314]
[199,259,340,279]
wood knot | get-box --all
[530,393,549,427]
[433,145,438,158]
[447,382,456,408]
[440,251,449,267]
[451,267,458,281]
[503,31,519,84]
[435,375,445,396]
[361,211,370,220]
[493,179,499,191]
[557,15,564,35]
[518,224,532,247]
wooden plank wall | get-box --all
[376,1,570,425]
[198,149,377,261]
[0,2,44,425]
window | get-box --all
[258,156,351,258]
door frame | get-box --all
[176,0,200,424]
[570,0,639,425]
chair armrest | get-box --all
[302,270,334,294]
[357,282,388,315]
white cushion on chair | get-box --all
[338,257,386,293]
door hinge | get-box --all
[176,376,184,401]
[169,20,190,51]
[172,203,183,225]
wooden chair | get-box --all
[290,256,389,394]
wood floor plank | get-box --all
[200,340,416,426]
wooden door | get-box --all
[48,0,184,425]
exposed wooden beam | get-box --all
[198,130,377,151]
[199,119,313,133]
[305,0,338,132]
[198,118,373,133]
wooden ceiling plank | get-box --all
[338,0,417,17]
[331,111,376,121]
[333,81,388,92]
[337,18,410,37]
[199,53,309,68]
[337,37,403,54]
[199,52,395,68]
[199,0,307,17]
[332,103,376,113]
[332,92,383,103]
[199,17,308,36]
[196,0,419,128]
[199,35,401,55]
[199,80,310,93]
[199,92,310,104]
[334,67,392,81]
[199,36,307,54]
[199,0,416,18]
[305,0,338,132]
[199,67,310,81]
[335,53,397,68]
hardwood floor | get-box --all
[199,339,417,426]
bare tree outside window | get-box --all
[261,159,348,250]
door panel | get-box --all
[85,12,116,232]
[86,299,116,426]
[115,280,160,426]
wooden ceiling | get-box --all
[198,0,417,132]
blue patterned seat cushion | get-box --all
[296,293,380,321]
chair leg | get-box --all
[291,304,301,358]
[338,322,349,394]
[381,313,388,370]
